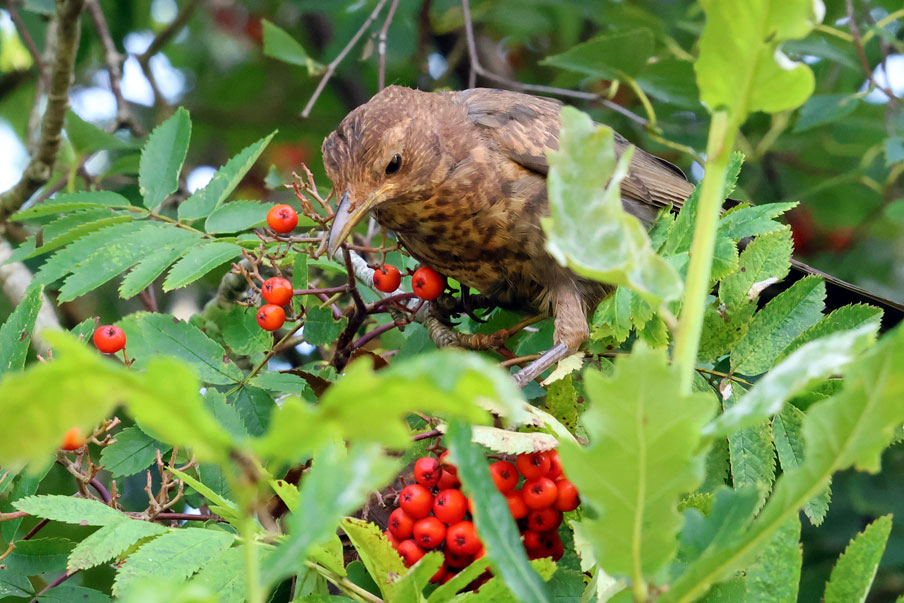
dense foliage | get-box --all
[0,0,903,601]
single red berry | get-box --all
[527,508,562,532]
[437,469,461,490]
[489,460,519,493]
[413,516,446,549]
[256,304,286,331]
[267,204,298,233]
[545,450,564,480]
[399,484,434,519]
[261,277,293,305]
[506,489,528,519]
[60,427,86,451]
[554,478,580,512]
[537,531,564,561]
[373,264,402,293]
[516,452,551,480]
[93,325,126,354]
[522,530,542,550]
[384,530,402,550]
[433,489,468,525]
[397,539,425,567]
[443,548,472,569]
[523,477,558,510]
[411,266,445,300]
[430,562,447,584]
[388,508,415,539]
[446,521,481,556]
[414,457,441,488]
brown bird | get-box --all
[323,86,902,375]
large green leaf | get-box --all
[261,20,324,74]
[163,241,242,291]
[204,200,270,234]
[777,304,883,362]
[100,426,170,477]
[558,345,715,583]
[68,520,168,571]
[139,108,191,211]
[119,231,203,298]
[34,209,136,259]
[12,190,132,220]
[543,107,682,307]
[447,419,550,603]
[719,228,793,310]
[541,28,654,80]
[34,221,147,286]
[718,202,798,240]
[823,515,892,603]
[744,518,801,602]
[14,495,125,525]
[340,518,408,601]
[192,546,249,603]
[0,284,43,376]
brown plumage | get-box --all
[323,86,903,353]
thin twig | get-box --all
[846,0,899,102]
[377,0,401,90]
[0,511,28,522]
[6,0,46,82]
[137,0,201,110]
[301,0,390,118]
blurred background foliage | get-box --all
[0,0,902,600]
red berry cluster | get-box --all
[257,276,293,331]
[384,449,579,585]
[372,265,446,301]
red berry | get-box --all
[505,489,528,519]
[61,427,86,451]
[411,266,445,300]
[516,452,551,480]
[446,521,481,556]
[267,204,298,233]
[399,484,433,519]
[537,531,564,561]
[388,508,414,539]
[437,469,461,490]
[554,478,580,512]
[522,530,542,550]
[261,277,293,305]
[430,562,447,584]
[443,548,472,568]
[384,530,402,550]
[397,539,425,567]
[414,457,441,488]
[413,516,446,549]
[527,508,561,532]
[545,450,564,480]
[522,477,558,510]
[433,489,468,525]
[442,569,458,583]
[489,460,519,493]
[256,304,286,331]
[373,264,402,293]
[93,325,126,354]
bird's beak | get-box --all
[327,190,372,259]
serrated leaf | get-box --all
[204,200,270,233]
[112,528,234,595]
[724,388,775,511]
[192,546,248,603]
[38,208,135,257]
[139,108,191,210]
[13,190,132,220]
[543,375,578,433]
[697,300,756,363]
[117,312,243,385]
[777,304,882,363]
[541,28,654,80]
[731,276,825,376]
[303,305,346,346]
[558,345,715,580]
[220,306,272,356]
[261,20,324,75]
[230,386,274,437]
[772,405,831,525]
[543,108,682,307]
[34,221,146,286]
[437,424,558,455]
[178,132,276,221]
[341,519,407,599]
[100,426,170,477]
[718,202,798,240]
[0,284,43,376]
[203,389,247,439]
[68,520,167,571]
[66,109,134,154]
[119,231,204,298]
[447,420,550,603]
[14,495,124,525]
[167,467,238,521]
[1,468,49,542]
[163,241,241,291]
[262,442,400,586]
[823,515,892,603]
[590,287,632,345]
[719,228,793,310]
[4,538,73,574]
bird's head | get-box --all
[322,86,455,257]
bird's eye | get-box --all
[385,154,402,175]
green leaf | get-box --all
[14,495,125,525]
[543,375,578,434]
[66,109,134,154]
[706,321,879,437]
[340,518,407,601]
[167,467,238,522]
[119,231,204,298]
[793,94,861,132]
[36,585,111,602]
[303,305,346,346]
[230,386,274,437]
[558,345,715,580]
[543,107,682,307]
[772,404,831,525]
[112,528,234,596]
[139,107,191,210]
[12,190,132,220]
[37,209,136,258]
[426,556,493,602]
[220,306,272,356]
[696,0,822,118]
[261,20,324,75]
[203,389,248,439]
[885,137,904,166]
[192,546,248,603]
[163,241,241,291]
[541,29,654,80]
[677,486,759,569]
[1,468,48,542]
[697,300,756,363]
[34,221,146,286]
[724,388,775,511]
[0,284,43,376]
[635,59,701,108]
[392,553,443,602]
[262,442,400,586]
[178,132,276,221]
[731,276,826,376]
[100,426,170,478]
[777,304,883,362]
[0,567,33,597]
[823,515,892,603]
[590,287,632,346]
[4,538,73,574]
[68,520,168,571]
[204,200,270,233]
[447,419,550,603]
[719,228,793,310]
[718,202,798,240]
[117,312,243,385]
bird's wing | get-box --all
[457,88,695,210]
